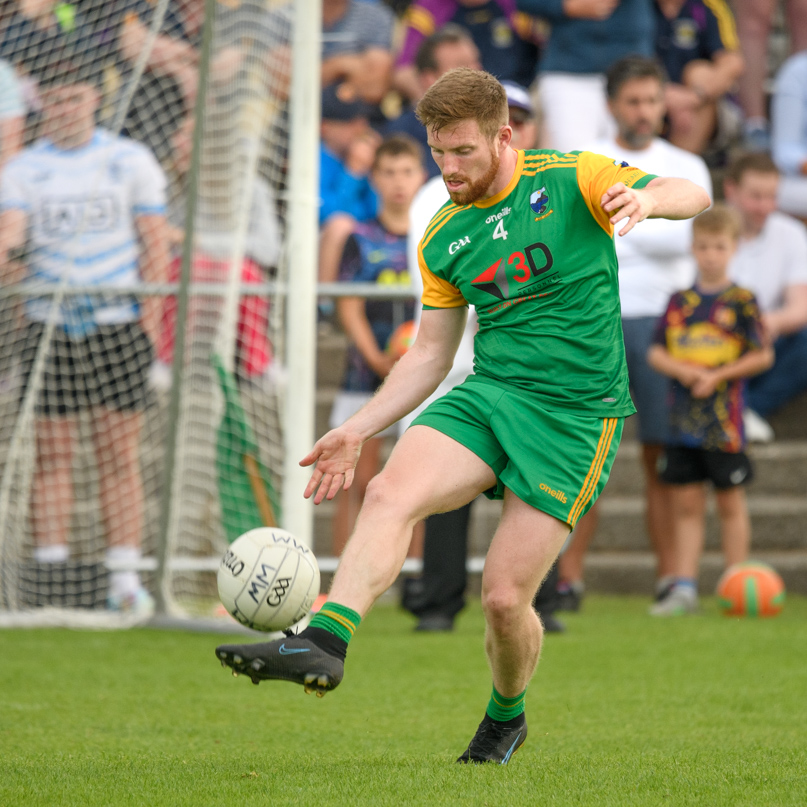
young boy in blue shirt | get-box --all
[647,205,774,615]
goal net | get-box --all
[0,0,315,627]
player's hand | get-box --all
[601,182,655,237]
[300,427,364,504]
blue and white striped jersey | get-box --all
[0,128,166,331]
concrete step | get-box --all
[594,495,807,551]
[316,328,348,389]
[606,441,807,497]
[312,489,807,555]
[576,550,807,595]
[312,545,807,596]
[768,390,807,440]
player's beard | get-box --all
[444,148,500,205]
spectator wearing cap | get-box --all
[394,0,544,103]
[400,81,565,633]
[516,0,655,151]
[384,25,481,179]
[500,80,539,149]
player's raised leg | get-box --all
[215,424,496,691]
[458,489,568,764]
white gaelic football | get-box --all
[217,528,320,632]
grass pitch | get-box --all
[1,595,805,806]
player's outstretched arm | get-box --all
[602,177,711,237]
[300,305,468,504]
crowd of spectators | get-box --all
[0,0,805,618]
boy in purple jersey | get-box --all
[648,205,773,616]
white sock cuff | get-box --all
[35,545,69,563]
[106,546,141,565]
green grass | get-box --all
[1,596,806,806]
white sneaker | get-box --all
[649,585,699,616]
[743,408,774,443]
[148,360,173,392]
[107,587,155,617]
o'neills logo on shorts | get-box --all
[539,483,567,504]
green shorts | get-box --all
[411,377,624,528]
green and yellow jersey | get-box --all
[418,149,657,418]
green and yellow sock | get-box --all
[309,601,361,644]
[486,685,526,723]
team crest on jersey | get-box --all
[613,159,630,168]
[529,187,549,215]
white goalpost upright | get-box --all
[0,0,322,627]
[281,0,321,547]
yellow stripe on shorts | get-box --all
[567,418,618,526]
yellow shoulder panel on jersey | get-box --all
[418,244,468,309]
[421,203,470,249]
[576,151,653,236]
[422,201,461,245]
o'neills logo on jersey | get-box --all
[485,206,511,224]
[539,483,567,504]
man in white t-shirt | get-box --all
[560,57,714,607]
[725,152,807,441]
[0,68,169,614]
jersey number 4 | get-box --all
[492,219,508,241]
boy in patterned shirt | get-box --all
[648,205,773,616]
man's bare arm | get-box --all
[0,208,28,285]
[300,305,468,503]
[0,117,23,167]
[763,284,807,339]
[602,177,711,237]
[135,214,170,346]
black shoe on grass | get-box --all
[215,632,344,696]
[457,714,527,764]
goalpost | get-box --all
[0,0,320,627]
